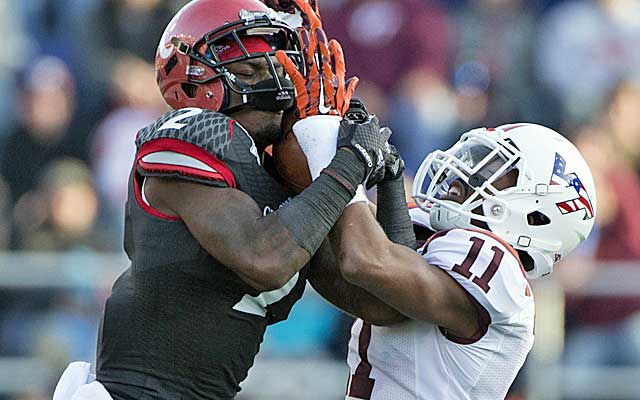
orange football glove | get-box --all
[275,0,358,119]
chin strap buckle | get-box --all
[535,183,549,195]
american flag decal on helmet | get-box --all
[550,153,594,220]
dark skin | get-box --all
[144,57,405,325]
[145,179,308,291]
[334,171,519,338]
[308,204,407,326]
[225,56,286,151]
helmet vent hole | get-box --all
[181,83,198,98]
[164,55,178,76]
[527,211,550,226]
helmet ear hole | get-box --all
[181,83,198,98]
[517,250,535,272]
[527,211,550,226]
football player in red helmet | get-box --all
[51,1,401,399]
[154,0,306,148]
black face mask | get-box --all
[221,76,295,115]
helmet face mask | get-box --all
[412,124,597,280]
[156,0,304,113]
[188,16,304,89]
[415,129,522,228]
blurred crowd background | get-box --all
[1,0,640,399]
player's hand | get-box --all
[344,97,369,123]
[383,142,405,181]
[337,115,390,188]
[275,0,358,121]
[343,98,402,185]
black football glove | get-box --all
[344,97,369,123]
[383,142,405,181]
[337,115,389,188]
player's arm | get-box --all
[334,203,480,338]
[307,236,407,326]
[144,115,387,294]
[375,143,416,249]
[306,144,414,326]
[146,178,305,291]
[344,98,416,249]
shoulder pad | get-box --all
[136,108,234,160]
[423,228,532,324]
[134,108,238,189]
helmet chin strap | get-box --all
[429,201,476,231]
[220,76,295,114]
[431,201,558,280]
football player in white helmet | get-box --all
[329,123,596,400]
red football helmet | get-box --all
[155,0,303,112]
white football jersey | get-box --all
[346,227,535,400]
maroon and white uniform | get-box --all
[346,217,535,400]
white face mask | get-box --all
[413,130,524,229]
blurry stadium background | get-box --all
[1,0,640,399]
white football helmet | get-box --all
[412,123,596,279]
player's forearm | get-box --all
[335,203,397,281]
[194,150,363,292]
[376,177,416,249]
[344,243,440,322]
[222,148,362,290]
[312,276,407,326]
[310,238,406,326]
[335,204,436,320]
[238,214,312,290]
[335,210,478,334]
[276,148,364,256]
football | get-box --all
[272,130,312,194]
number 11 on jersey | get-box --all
[452,237,504,293]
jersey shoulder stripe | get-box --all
[136,137,236,188]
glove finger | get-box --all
[380,127,392,142]
[276,50,305,85]
[306,75,323,115]
[295,28,314,70]
[314,27,331,73]
[384,142,397,159]
[329,39,346,113]
[313,28,337,113]
[367,115,379,131]
[315,30,334,83]
[276,50,309,118]
[342,77,359,115]
[306,59,320,112]
[299,28,321,85]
